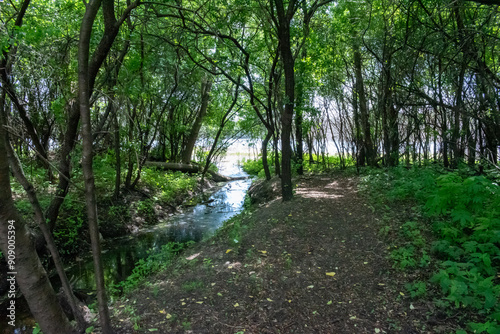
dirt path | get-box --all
[111,175,432,333]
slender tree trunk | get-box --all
[352,79,362,166]
[45,102,81,232]
[125,104,137,189]
[78,1,113,333]
[113,104,121,199]
[273,133,281,177]
[274,0,296,201]
[294,2,310,176]
[262,129,273,180]
[452,60,466,167]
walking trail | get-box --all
[111,175,443,333]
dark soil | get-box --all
[107,174,455,333]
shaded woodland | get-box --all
[0,0,499,333]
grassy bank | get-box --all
[8,154,202,259]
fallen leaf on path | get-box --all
[226,249,232,253]
[159,309,166,314]
[234,303,239,307]
[166,314,172,319]
[326,272,336,277]
[267,298,273,302]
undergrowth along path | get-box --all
[111,174,449,333]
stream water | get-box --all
[0,148,253,333]
[67,164,251,291]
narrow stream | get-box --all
[67,168,251,290]
[1,152,253,333]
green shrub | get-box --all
[54,215,84,256]
[111,241,194,294]
[141,168,196,203]
[360,166,500,332]
[405,281,427,298]
[241,157,274,177]
[137,199,156,223]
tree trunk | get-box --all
[262,129,273,180]
[274,0,296,201]
[352,77,362,166]
[5,137,88,330]
[0,83,75,334]
[182,75,212,164]
[125,104,137,189]
[113,104,121,199]
[353,43,374,166]
[78,1,113,333]
[45,102,81,232]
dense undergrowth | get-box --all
[242,154,500,332]
[8,152,199,258]
[359,165,500,334]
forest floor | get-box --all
[109,174,456,334]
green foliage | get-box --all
[141,168,197,203]
[431,262,499,310]
[391,246,417,269]
[181,320,192,330]
[53,201,85,256]
[111,241,194,294]
[32,323,42,334]
[107,205,131,224]
[361,166,500,332]
[203,257,213,268]
[137,199,156,224]
[301,155,356,172]
[241,157,274,177]
[405,281,427,298]
[241,154,354,178]
[92,151,121,195]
